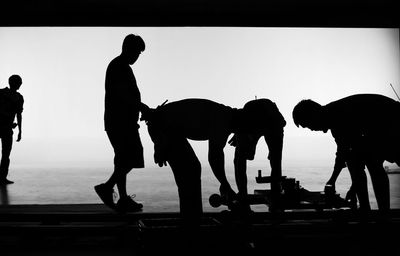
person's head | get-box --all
[292,99,328,132]
[238,99,286,160]
[8,74,22,91]
[121,34,145,65]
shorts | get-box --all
[106,129,144,169]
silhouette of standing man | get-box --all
[292,94,400,217]
[0,75,24,185]
[95,34,145,213]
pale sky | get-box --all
[0,27,399,169]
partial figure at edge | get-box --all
[0,74,24,185]
[292,93,400,218]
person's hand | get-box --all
[324,183,336,195]
[154,151,167,167]
[345,186,357,203]
[16,132,22,142]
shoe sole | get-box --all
[116,207,143,214]
[115,202,143,214]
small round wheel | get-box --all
[209,194,222,208]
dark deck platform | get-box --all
[1,204,399,255]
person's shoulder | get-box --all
[16,92,24,101]
[109,55,127,67]
[0,87,9,97]
[175,98,230,109]
[336,94,398,109]
[106,56,121,70]
[106,56,130,73]
[107,56,118,68]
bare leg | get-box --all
[366,159,390,214]
[167,136,203,226]
[347,159,371,212]
[0,133,12,181]
[105,167,129,198]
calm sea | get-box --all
[2,165,400,212]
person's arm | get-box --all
[147,118,168,167]
[325,130,348,193]
[233,139,248,197]
[324,148,346,194]
[208,137,235,197]
[16,112,22,142]
[16,96,23,142]
[264,129,284,203]
[327,151,346,185]
[229,134,249,196]
[265,129,284,182]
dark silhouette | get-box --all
[141,98,286,223]
[230,99,286,212]
[293,94,400,216]
[95,34,145,213]
[0,185,9,205]
[0,75,24,185]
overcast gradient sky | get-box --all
[0,27,399,169]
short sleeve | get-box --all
[16,93,24,113]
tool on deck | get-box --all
[209,170,356,212]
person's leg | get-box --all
[116,173,127,198]
[104,162,129,195]
[366,159,390,214]
[114,129,144,213]
[346,158,371,212]
[0,136,5,179]
[102,165,129,196]
[95,130,123,209]
[167,136,202,226]
[114,166,143,213]
[0,132,13,183]
[98,155,140,212]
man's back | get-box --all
[153,98,234,141]
[326,94,400,136]
[325,94,400,162]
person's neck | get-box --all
[118,54,130,64]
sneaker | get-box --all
[0,179,14,185]
[116,195,143,213]
[94,183,116,209]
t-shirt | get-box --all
[326,94,400,163]
[0,87,24,130]
[104,55,141,132]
